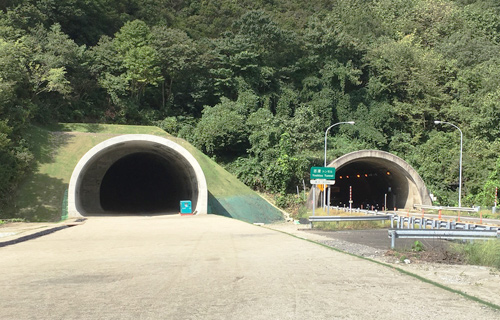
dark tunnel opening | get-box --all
[329,161,409,210]
[99,152,188,214]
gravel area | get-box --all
[314,234,384,259]
[266,221,500,308]
[266,222,390,259]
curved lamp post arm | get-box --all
[324,121,355,167]
[434,120,463,208]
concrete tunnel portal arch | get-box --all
[68,134,208,217]
[319,150,432,210]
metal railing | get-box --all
[413,204,479,212]
[388,229,500,249]
[392,215,498,231]
[308,214,392,228]
[307,206,500,248]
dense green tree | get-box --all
[150,26,204,114]
[474,157,500,207]
[193,98,249,157]
[23,23,89,122]
[91,20,162,122]
[366,34,451,140]
[0,36,34,206]
[264,132,307,193]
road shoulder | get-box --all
[266,221,500,309]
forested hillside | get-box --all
[1,0,500,211]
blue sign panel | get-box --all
[180,200,192,214]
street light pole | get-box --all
[323,121,355,211]
[434,120,463,208]
[324,121,355,167]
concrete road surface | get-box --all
[0,215,498,319]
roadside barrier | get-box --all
[413,204,479,212]
[388,229,500,249]
[308,214,391,229]
[393,215,498,231]
[308,206,500,248]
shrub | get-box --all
[452,240,500,269]
[412,240,425,252]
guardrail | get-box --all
[308,206,499,233]
[393,215,498,231]
[413,204,479,212]
[327,206,384,214]
[308,214,392,228]
[388,229,500,249]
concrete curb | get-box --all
[0,218,86,248]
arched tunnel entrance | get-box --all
[99,152,185,213]
[314,150,432,210]
[68,135,208,217]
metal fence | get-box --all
[388,229,500,249]
[413,204,479,212]
[308,206,500,247]
[308,214,392,228]
[392,215,498,231]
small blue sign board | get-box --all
[180,200,192,214]
[310,167,336,180]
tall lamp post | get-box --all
[324,121,356,167]
[434,120,463,208]
[323,121,355,210]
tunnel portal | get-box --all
[323,150,431,210]
[68,135,208,217]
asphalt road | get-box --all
[0,215,498,319]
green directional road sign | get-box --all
[310,167,336,180]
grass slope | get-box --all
[6,124,283,223]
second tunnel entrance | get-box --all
[320,150,432,210]
[333,160,406,209]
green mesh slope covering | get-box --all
[208,194,283,224]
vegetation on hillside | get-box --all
[1,0,500,211]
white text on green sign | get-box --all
[310,167,336,180]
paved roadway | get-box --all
[0,215,498,319]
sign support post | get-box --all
[312,186,316,216]
[349,186,353,212]
[327,185,331,215]
[493,187,498,214]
